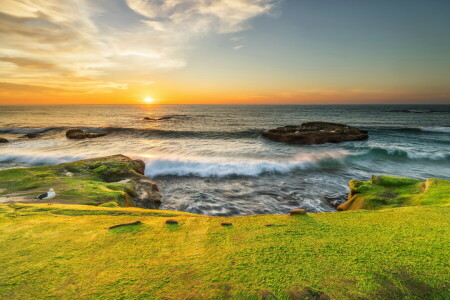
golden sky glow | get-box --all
[0,0,449,105]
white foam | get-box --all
[418,126,450,133]
[142,151,349,178]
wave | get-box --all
[142,151,348,177]
[95,127,262,139]
[0,127,62,134]
[358,146,449,161]
[417,126,450,134]
[0,125,263,139]
[387,109,450,114]
[0,153,86,166]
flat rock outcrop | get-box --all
[263,122,368,145]
[0,155,162,209]
[0,137,9,143]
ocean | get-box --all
[0,104,449,215]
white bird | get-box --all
[35,188,56,205]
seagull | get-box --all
[35,188,56,205]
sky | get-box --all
[0,0,450,105]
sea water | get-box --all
[0,104,449,215]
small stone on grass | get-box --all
[221,222,232,226]
[290,209,306,215]
[165,219,178,225]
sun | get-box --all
[143,96,154,104]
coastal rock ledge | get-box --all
[0,155,161,209]
[263,122,368,144]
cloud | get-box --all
[234,45,244,50]
[0,57,56,69]
[0,0,281,94]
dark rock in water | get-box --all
[66,129,108,139]
[19,133,40,139]
[290,209,307,215]
[263,122,368,145]
[85,132,107,138]
[66,129,87,139]
[323,195,347,208]
[221,222,233,226]
[144,114,188,121]
[166,219,179,225]
[0,137,9,143]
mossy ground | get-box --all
[339,176,450,210]
[0,203,448,299]
[0,156,142,206]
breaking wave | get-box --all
[142,151,349,178]
[359,147,449,161]
[417,126,450,134]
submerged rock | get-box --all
[66,128,108,139]
[263,122,368,145]
[19,133,40,139]
[0,137,9,143]
[66,129,87,139]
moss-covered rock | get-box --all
[0,155,161,209]
[338,175,450,211]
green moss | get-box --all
[99,201,119,208]
[0,155,145,207]
[0,203,448,299]
[339,175,450,210]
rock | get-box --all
[265,224,275,227]
[144,114,188,121]
[85,132,107,138]
[289,287,330,300]
[0,137,9,143]
[19,133,40,139]
[66,129,86,139]
[131,159,146,175]
[290,209,306,215]
[323,195,347,208]
[221,222,233,226]
[166,219,178,225]
[66,129,108,139]
[108,221,142,229]
[263,122,368,145]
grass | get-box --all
[338,175,450,210]
[0,203,449,299]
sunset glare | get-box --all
[143,97,154,104]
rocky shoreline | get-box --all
[1,154,448,213]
